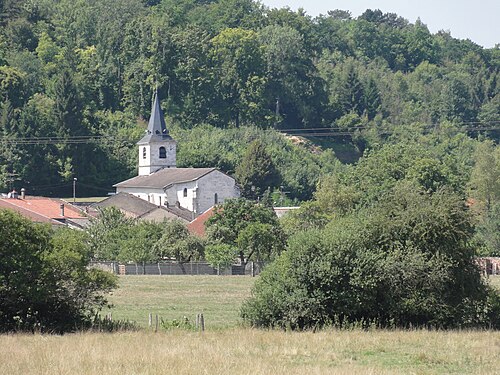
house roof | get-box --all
[0,196,86,226]
[94,192,193,222]
[114,168,216,189]
[137,91,174,145]
[164,205,194,222]
[95,192,159,217]
[187,206,216,237]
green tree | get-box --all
[118,221,163,273]
[205,243,237,275]
[206,198,285,265]
[242,185,498,330]
[474,201,500,256]
[153,220,204,271]
[236,222,281,263]
[468,140,500,210]
[87,207,134,260]
[235,139,280,199]
[210,27,264,127]
[0,210,116,333]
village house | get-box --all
[0,191,89,229]
[95,191,192,222]
[112,92,239,218]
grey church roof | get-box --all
[137,91,173,145]
[113,168,216,189]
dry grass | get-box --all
[106,275,255,328]
[2,276,498,374]
[1,329,499,375]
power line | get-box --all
[0,121,498,145]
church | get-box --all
[113,92,239,217]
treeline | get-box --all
[0,0,498,195]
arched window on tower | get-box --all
[214,193,218,205]
[142,147,147,159]
[183,188,188,197]
[159,146,166,159]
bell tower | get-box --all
[137,91,177,176]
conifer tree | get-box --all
[235,139,280,200]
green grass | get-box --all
[106,275,255,329]
[490,275,500,290]
[60,196,108,203]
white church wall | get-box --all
[164,181,197,212]
[138,140,176,175]
[195,170,240,214]
[138,145,151,175]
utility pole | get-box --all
[6,172,19,191]
[73,177,77,204]
[274,97,280,128]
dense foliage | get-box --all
[243,128,500,329]
[0,209,117,333]
[242,185,500,329]
[87,207,204,266]
[0,0,498,198]
[206,198,285,265]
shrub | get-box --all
[0,210,117,333]
[241,186,500,329]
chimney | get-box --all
[20,188,25,199]
[8,190,18,199]
[60,204,65,217]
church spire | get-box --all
[137,90,172,145]
[137,90,177,175]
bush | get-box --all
[161,316,196,331]
[241,186,500,330]
[0,210,117,333]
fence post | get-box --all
[148,313,152,328]
[155,314,159,333]
[200,313,205,332]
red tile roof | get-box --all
[0,196,85,225]
[187,206,216,237]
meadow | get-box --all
[106,275,254,328]
[0,275,498,375]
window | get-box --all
[214,193,218,205]
[142,147,147,159]
[183,188,188,197]
[159,146,166,159]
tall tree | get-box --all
[235,139,280,199]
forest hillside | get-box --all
[0,0,498,198]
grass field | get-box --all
[1,275,499,374]
[106,275,255,328]
[490,275,500,290]
[107,275,500,329]
[1,329,499,374]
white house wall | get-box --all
[115,186,167,207]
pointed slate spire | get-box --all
[137,90,172,145]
